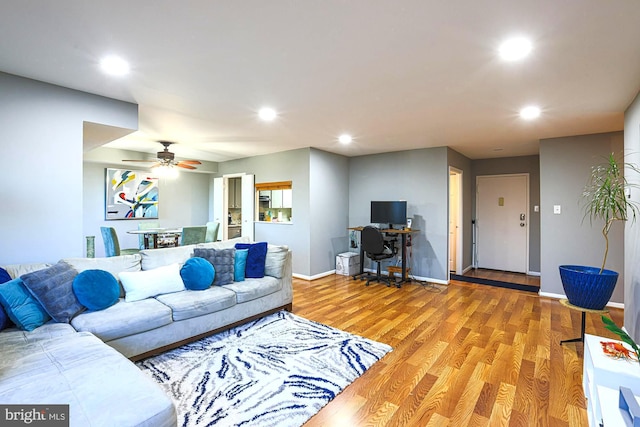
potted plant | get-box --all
[559,153,640,310]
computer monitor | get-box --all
[371,201,407,229]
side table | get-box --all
[559,299,608,345]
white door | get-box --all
[212,177,225,238]
[241,174,255,240]
[449,169,462,274]
[476,174,528,273]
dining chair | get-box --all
[100,227,140,257]
[181,226,207,246]
[205,221,220,243]
[137,221,160,249]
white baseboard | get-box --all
[292,270,336,281]
[539,291,624,309]
[527,271,541,276]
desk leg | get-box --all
[143,235,150,250]
[560,311,586,345]
[353,238,365,280]
[152,234,158,249]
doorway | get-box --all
[449,167,463,276]
[476,174,529,274]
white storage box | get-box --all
[336,252,360,276]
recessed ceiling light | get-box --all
[338,134,352,144]
[520,105,541,120]
[258,107,277,121]
[100,55,130,76]
[499,37,532,61]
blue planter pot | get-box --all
[559,265,618,310]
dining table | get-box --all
[127,228,182,249]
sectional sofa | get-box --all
[0,236,293,427]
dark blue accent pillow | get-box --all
[21,261,84,323]
[72,270,120,311]
[0,267,11,331]
[234,249,249,282]
[181,257,215,290]
[235,242,268,278]
[0,267,11,284]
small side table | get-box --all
[559,299,608,345]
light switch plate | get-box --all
[554,205,561,214]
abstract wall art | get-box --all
[105,168,159,220]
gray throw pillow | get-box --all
[194,248,235,286]
[21,261,84,323]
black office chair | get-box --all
[361,226,395,287]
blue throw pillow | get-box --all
[234,249,249,282]
[0,267,11,284]
[180,257,215,290]
[0,267,11,331]
[0,278,51,331]
[21,261,84,323]
[72,270,120,311]
[235,242,268,278]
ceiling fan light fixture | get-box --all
[153,163,179,179]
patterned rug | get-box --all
[136,311,392,427]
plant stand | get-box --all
[559,299,608,345]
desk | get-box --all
[559,299,608,345]
[348,226,418,286]
[127,229,182,249]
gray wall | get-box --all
[471,155,541,273]
[217,148,312,276]
[216,147,351,278]
[83,162,211,257]
[349,147,449,282]
[624,91,640,342]
[540,132,624,302]
[309,149,350,276]
[447,148,473,272]
[0,72,137,264]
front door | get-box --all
[476,174,528,273]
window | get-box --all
[256,181,292,223]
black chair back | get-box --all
[361,226,386,256]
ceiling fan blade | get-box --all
[177,160,202,165]
[176,163,197,170]
[122,159,158,162]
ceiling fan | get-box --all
[122,141,202,170]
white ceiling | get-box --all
[2,1,640,162]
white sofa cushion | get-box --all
[119,263,185,302]
[222,276,282,303]
[155,286,237,321]
[140,245,196,271]
[71,298,173,341]
[2,263,51,280]
[61,254,142,278]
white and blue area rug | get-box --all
[137,311,392,427]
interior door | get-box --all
[476,174,528,273]
[241,174,255,240]
[212,177,225,239]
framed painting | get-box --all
[105,168,159,220]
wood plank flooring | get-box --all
[292,274,624,426]
[460,268,541,288]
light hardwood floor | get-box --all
[292,274,624,426]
